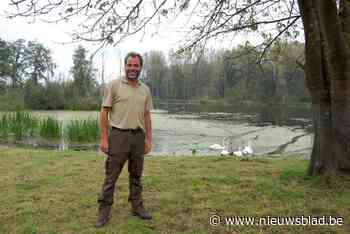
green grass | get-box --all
[0,148,349,233]
[65,118,99,143]
[39,117,62,139]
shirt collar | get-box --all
[121,77,141,86]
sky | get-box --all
[0,11,183,83]
[0,1,264,84]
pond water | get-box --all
[0,102,314,157]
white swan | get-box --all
[209,144,225,150]
[242,145,253,155]
[210,137,254,157]
[209,137,228,151]
[233,139,254,157]
[242,139,254,155]
[233,147,243,157]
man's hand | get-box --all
[144,110,152,155]
[100,138,109,155]
[144,140,152,155]
[100,106,110,156]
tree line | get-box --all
[0,37,309,111]
[142,40,309,104]
[0,38,98,110]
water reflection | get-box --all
[156,101,312,129]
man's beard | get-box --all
[126,71,140,80]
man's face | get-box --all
[125,56,142,80]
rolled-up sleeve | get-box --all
[102,82,113,107]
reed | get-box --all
[0,112,39,140]
[0,114,11,138]
[66,118,99,143]
[13,112,38,140]
[39,116,62,139]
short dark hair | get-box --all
[124,52,143,67]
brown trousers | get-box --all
[97,128,145,207]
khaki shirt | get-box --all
[102,78,153,131]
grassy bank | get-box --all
[0,148,349,234]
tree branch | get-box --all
[259,15,300,62]
[185,15,301,51]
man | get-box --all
[96,52,153,228]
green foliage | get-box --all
[199,96,209,106]
[63,96,81,111]
[0,111,39,140]
[65,118,99,143]
[0,38,55,88]
[79,96,101,110]
[6,39,28,88]
[24,80,45,109]
[0,36,309,111]
[39,117,62,139]
[43,81,65,110]
[0,39,13,79]
[0,111,100,143]
[24,80,66,110]
[71,45,96,97]
[26,41,55,84]
[62,96,100,111]
[199,96,209,112]
[142,44,309,104]
[0,89,25,111]
[12,111,38,139]
[0,114,10,138]
[143,51,168,98]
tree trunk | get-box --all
[298,0,350,175]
